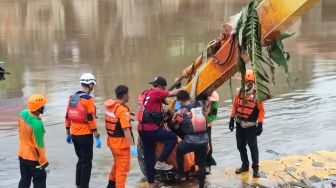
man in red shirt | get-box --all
[137,76,182,187]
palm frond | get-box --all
[268,32,294,73]
[246,0,271,101]
[234,0,293,101]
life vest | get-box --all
[105,101,126,137]
[136,90,164,125]
[66,93,87,123]
[236,90,259,122]
[178,101,207,135]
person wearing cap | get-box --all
[65,73,102,188]
[137,76,182,187]
[18,94,48,188]
[229,69,265,178]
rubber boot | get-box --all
[253,169,261,178]
[107,180,116,188]
[235,166,249,174]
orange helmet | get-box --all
[28,95,48,112]
[238,69,255,82]
[245,69,255,82]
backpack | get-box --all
[136,90,163,125]
[190,102,207,133]
[66,93,87,123]
[179,101,207,134]
[137,90,149,123]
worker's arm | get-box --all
[33,123,48,166]
[168,88,184,97]
[65,98,71,134]
[86,97,99,137]
[230,95,239,118]
[65,114,71,135]
[257,101,265,123]
[173,110,183,124]
[119,108,134,145]
[123,128,134,146]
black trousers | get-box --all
[176,141,208,188]
[236,123,259,170]
[139,129,177,183]
[72,134,93,188]
[18,157,47,188]
[206,127,216,167]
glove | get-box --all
[36,162,49,170]
[229,117,235,132]
[66,134,72,144]
[95,137,102,149]
[130,145,138,157]
[256,123,263,136]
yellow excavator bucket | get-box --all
[184,0,320,98]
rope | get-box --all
[229,77,234,104]
[190,50,208,101]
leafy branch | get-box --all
[234,0,293,101]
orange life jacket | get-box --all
[105,101,125,137]
[236,90,259,122]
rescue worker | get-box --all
[173,90,210,188]
[65,73,102,188]
[229,69,265,178]
[205,91,219,173]
[137,76,182,187]
[18,94,48,188]
[105,85,137,188]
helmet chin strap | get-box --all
[37,106,45,114]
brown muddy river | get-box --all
[1,0,336,187]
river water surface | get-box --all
[0,0,336,187]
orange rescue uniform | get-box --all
[104,99,132,188]
[65,91,97,135]
[18,109,48,166]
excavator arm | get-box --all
[138,0,321,179]
[179,0,320,99]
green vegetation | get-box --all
[235,0,293,101]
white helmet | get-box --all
[79,73,96,85]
